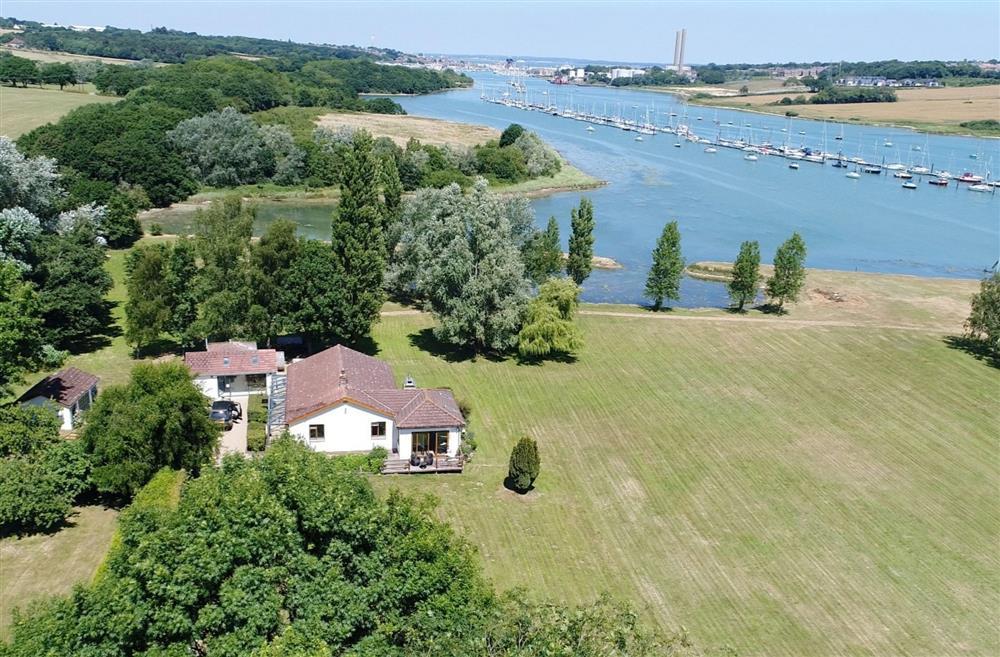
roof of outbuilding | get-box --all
[17,367,99,407]
[184,342,279,376]
[284,345,465,428]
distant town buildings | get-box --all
[836,75,942,88]
[609,67,647,80]
[40,23,107,32]
[769,66,827,79]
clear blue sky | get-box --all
[5,1,999,64]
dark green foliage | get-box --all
[645,220,684,310]
[18,100,197,206]
[523,216,563,285]
[966,272,1000,355]
[766,232,807,309]
[93,64,150,95]
[124,243,172,353]
[31,223,114,351]
[811,86,897,104]
[330,131,387,343]
[473,141,528,182]
[566,197,595,286]
[0,405,90,534]
[165,237,198,340]
[498,123,525,147]
[102,189,145,247]
[728,240,761,311]
[518,278,583,359]
[0,53,37,87]
[507,436,541,493]
[39,62,76,89]
[0,261,46,396]
[277,239,345,344]
[80,361,219,497]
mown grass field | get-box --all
[688,85,1000,136]
[370,311,998,657]
[0,84,117,138]
[0,506,119,639]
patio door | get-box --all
[411,431,449,455]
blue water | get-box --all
[390,73,999,305]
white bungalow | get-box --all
[18,367,99,431]
[283,345,465,471]
[184,341,284,398]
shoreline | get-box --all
[641,86,1000,139]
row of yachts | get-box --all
[481,93,997,194]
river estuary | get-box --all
[385,73,999,305]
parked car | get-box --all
[212,399,242,422]
[210,406,233,431]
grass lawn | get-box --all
[684,85,1000,137]
[0,505,120,639]
[0,84,117,138]
[369,311,998,657]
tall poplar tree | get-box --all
[766,232,807,310]
[331,131,387,343]
[566,197,594,285]
[523,216,562,285]
[728,240,761,311]
[644,220,684,311]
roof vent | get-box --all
[251,355,259,365]
[403,375,416,389]
[339,368,348,386]
[223,356,230,367]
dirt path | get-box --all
[576,309,955,334]
[383,308,955,334]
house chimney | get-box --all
[339,368,347,386]
[403,374,415,389]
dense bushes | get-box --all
[3,438,686,656]
[0,406,90,534]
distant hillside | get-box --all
[0,18,402,63]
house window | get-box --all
[371,421,386,437]
[412,431,449,455]
[246,373,266,392]
[308,424,325,441]
[217,375,235,392]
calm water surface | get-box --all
[388,73,999,304]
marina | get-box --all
[388,72,997,304]
[480,81,999,190]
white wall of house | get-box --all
[194,373,272,399]
[289,401,395,454]
[398,427,462,460]
[21,395,86,431]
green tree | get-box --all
[32,223,113,350]
[0,261,46,396]
[766,232,808,310]
[279,239,345,346]
[522,216,563,285]
[168,107,276,186]
[728,240,761,311]
[0,54,37,87]
[102,189,144,248]
[425,181,530,353]
[39,62,76,89]
[966,272,1000,355]
[380,153,404,221]
[566,197,595,285]
[498,123,525,147]
[191,197,254,341]
[644,220,684,311]
[507,436,540,493]
[518,278,583,358]
[124,243,172,354]
[81,361,219,497]
[165,237,199,344]
[330,131,387,343]
[249,219,301,340]
[0,405,90,534]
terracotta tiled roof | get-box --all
[284,345,464,428]
[18,367,99,407]
[184,342,279,376]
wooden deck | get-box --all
[381,455,464,474]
